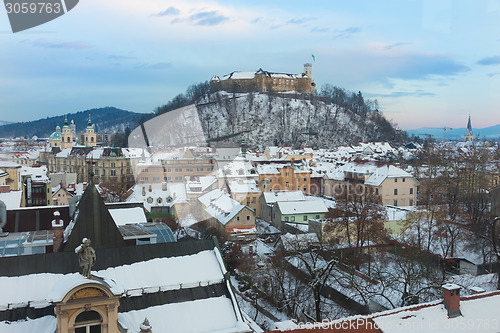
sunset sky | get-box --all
[1,0,499,129]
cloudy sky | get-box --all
[0,0,499,129]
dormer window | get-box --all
[74,310,102,333]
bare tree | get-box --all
[324,186,386,269]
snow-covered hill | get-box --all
[193,92,397,149]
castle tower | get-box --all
[303,63,312,79]
[464,115,474,141]
[84,115,97,147]
[61,115,73,149]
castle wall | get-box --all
[211,71,313,94]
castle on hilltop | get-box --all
[210,64,315,94]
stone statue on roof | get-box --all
[75,238,96,278]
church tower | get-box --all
[70,119,76,140]
[464,115,474,141]
[84,115,97,147]
[61,115,73,149]
[48,124,62,148]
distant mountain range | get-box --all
[0,107,143,139]
[406,124,500,140]
[0,121,13,126]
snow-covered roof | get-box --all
[228,179,260,194]
[55,148,72,158]
[186,175,217,194]
[125,182,187,211]
[256,164,281,175]
[0,315,56,333]
[0,249,225,307]
[108,207,147,226]
[86,147,104,159]
[219,160,257,178]
[222,71,256,80]
[0,190,23,209]
[280,233,320,252]
[373,292,500,333]
[219,69,307,81]
[200,189,247,225]
[277,200,328,215]
[122,147,150,159]
[118,296,250,333]
[0,160,20,168]
[262,190,305,204]
[21,165,49,183]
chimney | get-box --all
[149,185,152,192]
[442,283,461,318]
[142,186,146,196]
[52,211,64,252]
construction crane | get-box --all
[442,127,453,142]
[425,127,453,142]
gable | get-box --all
[64,183,126,251]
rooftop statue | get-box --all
[75,238,96,278]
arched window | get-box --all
[91,137,94,142]
[74,310,102,333]
[67,137,71,142]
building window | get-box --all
[286,182,289,188]
[409,199,414,206]
[247,215,250,221]
[303,215,307,221]
[402,178,405,182]
[394,189,398,195]
[291,216,295,222]
[410,188,413,194]
[315,215,320,219]
[237,216,240,221]
[394,200,398,206]
[73,311,102,333]
[303,186,307,192]
[175,176,182,181]
[395,178,398,182]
